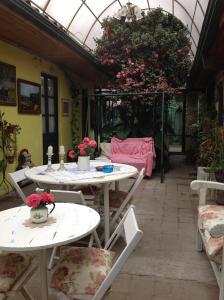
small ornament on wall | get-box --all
[62,98,70,116]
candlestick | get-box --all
[59,145,65,155]
[45,153,54,172]
[47,145,53,155]
[58,153,66,171]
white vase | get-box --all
[77,156,90,171]
[30,206,48,223]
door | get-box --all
[41,74,58,164]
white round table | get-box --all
[0,203,100,300]
[25,161,138,243]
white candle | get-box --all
[59,145,65,155]
[47,145,53,155]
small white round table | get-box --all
[0,203,100,300]
[25,161,138,243]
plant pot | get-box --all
[77,156,90,171]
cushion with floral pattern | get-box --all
[51,247,114,299]
[0,253,33,293]
[203,230,223,264]
[199,205,224,236]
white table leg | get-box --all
[39,249,48,300]
[103,182,110,244]
[115,181,119,192]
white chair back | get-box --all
[111,168,145,227]
[36,188,102,269]
[8,169,28,203]
[93,205,143,300]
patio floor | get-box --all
[0,155,219,299]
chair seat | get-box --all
[0,253,33,293]
[51,247,113,299]
[199,205,224,264]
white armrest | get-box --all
[191,180,224,206]
[191,180,224,191]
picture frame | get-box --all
[62,98,70,116]
[0,62,16,106]
[17,79,41,114]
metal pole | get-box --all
[161,92,165,183]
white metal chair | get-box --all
[35,188,102,270]
[0,252,37,300]
[191,180,224,300]
[8,168,36,204]
[50,205,143,300]
[110,168,145,228]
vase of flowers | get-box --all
[26,191,55,223]
[68,137,97,171]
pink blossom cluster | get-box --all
[68,137,97,159]
[26,192,54,208]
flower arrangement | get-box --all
[26,191,55,208]
[68,137,97,159]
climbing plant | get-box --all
[95,8,192,93]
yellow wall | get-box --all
[0,40,93,195]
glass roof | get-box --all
[30,0,209,57]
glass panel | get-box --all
[198,0,209,14]
[191,23,199,45]
[149,0,172,13]
[47,78,54,97]
[42,116,46,134]
[174,2,192,32]
[177,0,196,19]
[69,5,96,43]
[191,41,197,56]
[32,0,48,9]
[46,0,82,28]
[86,0,117,18]
[41,96,45,114]
[49,116,55,133]
[48,98,55,114]
[99,2,122,21]
[194,4,204,32]
[85,22,103,49]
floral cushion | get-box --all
[203,230,223,264]
[0,253,33,293]
[199,205,224,234]
[51,247,114,299]
[198,205,224,264]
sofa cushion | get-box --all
[198,205,224,264]
[51,247,113,299]
[0,253,33,293]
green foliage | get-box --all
[95,8,191,92]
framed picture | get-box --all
[62,98,70,116]
[0,62,16,106]
[17,79,41,114]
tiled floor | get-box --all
[0,155,219,299]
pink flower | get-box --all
[41,192,54,204]
[26,194,41,207]
[68,150,75,159]
[89,140,97,148]
[78,143,85,149]
[79,148,86,156]
[83,137,90,144]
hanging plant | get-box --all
[95,8,192,94]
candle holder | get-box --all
[45,153,55,172]
[58,153,66,171]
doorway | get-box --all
[41,74,58,164]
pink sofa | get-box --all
[109,137,156,177]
